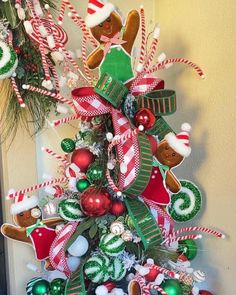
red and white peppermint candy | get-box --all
[28,18,68,49]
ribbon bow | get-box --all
[26,219,46,237]
[100,32,127,57]
[152,158,169,180]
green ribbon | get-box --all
[124,197,163,250]
[26,219,46,237]
[65,262,86,295]
[152,158,169,180]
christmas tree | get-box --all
[0,0,225,294]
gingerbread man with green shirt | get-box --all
[1,193,62,267]
[86,0,140,84]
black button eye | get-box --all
[19,213,24,216]
[99,23,103,27]
[106,18,111,22]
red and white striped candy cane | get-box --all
[7,177,68,199]
[81,33,94,84]
[147,58,205,78]
[46,57,60,92]
[134,275,149,295]
[51,114,81,127]
[163,234,202,245]
[58,0,66,24]
[137,6,147,71]
[175,226,225,239]
[23,84,74,106]
[143,38,158,72]
[41,147,70,165]
[145,283,168,295]
[11,77,25,107]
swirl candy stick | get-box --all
[175,227,225,239]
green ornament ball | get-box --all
[49,278,66,295]
[76,179,91,192]
[99,233,125,257]
[61,138,76,153]
[178,239,198,260]
[32,279,50,295]
[86,164,104,183]
[26,277,43,295]
[159,279,183,295]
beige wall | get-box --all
[1,1,155,294]
[155,0,236,294]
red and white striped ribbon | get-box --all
[130,75,164,96]
[49,222,79,277]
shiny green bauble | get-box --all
[178,239,198,260]
[32,279,50,295]
[76,179,91,192]
[61,138,76,153]
[86,164,104,183]
[49,278,66,295]
[159,279,183,295]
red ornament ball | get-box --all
[199,291,214,295]
[80,187,112,217]
[71,148,95,173]
[134,108,156,130]
[147,134,158,155]
[109,199,126,216]
[144,267,159,282]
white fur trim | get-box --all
[10,195,39,215]
[165,132,191,157]
[85,2,115,28]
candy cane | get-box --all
[51,114,81,127]
[145,284,168,295]
[135,275,149,295]
[58,0,67,24]
[143,25,160,71]
[163,234,202,245]
[147,58,205,78]
[81,33,93,84]
[47,57,60,92]
[175,227,225,239]
[41,147,70,165]
[137,6,147,72]
[7,177,68,199]
[22,84,74,106]
[11,77,25,107]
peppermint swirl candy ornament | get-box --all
[109,258,126,281]
[167,180,202,222]
[84,255,110,283]
[110,221,125,235]
[58,199,84,221]
[193,270,206,283]
[0,40,18,80]
[99,233,125,257]
[26,277,43,295]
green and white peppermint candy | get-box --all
[0,40,18,80]
[167,180,202,222]
[58,198,84,221]
[26,277,42,295]
[84,255,110,283]
[109,258,126,281]
[99,233,125,257]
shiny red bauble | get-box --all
[144,267,159,282]
[134,108,156,130]
[109,199,126,216]
[71,148,95,173]
[189,291,213,295]
[80,187,112,217]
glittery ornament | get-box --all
[49,278,66,295]
[99,233,125,257]
[121,230,133,242]
[80,187,112,217]
[0,40,18,79]
[109,258,126,281]
[110,200,126,216]
[134,108,156,130]
[71,148,95,173]
[84,255,111,283]
[160,279,183,295]
[32,279,50,295]
[26,277,43,295]
[178,239,198,260]
[86,163,105,183]
[110,221,125,235]
[61,138,76,153]
[76,179,91,192]
[58,199,84,221]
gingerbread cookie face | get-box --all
[156,140,183,168]
[90,12,122,42]
[13,207,41,228]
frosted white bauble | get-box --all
[67,235,89,257]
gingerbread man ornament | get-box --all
[142,123,192,205]
[86,0,140,83]
[1,193,62,266]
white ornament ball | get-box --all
[67,256,81,272]
[95,285,109,295]
[121,230,133,241]
[106,132,114,142]
[67,235,89,257]
[110,221,125,236]
[111,288,125,295]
